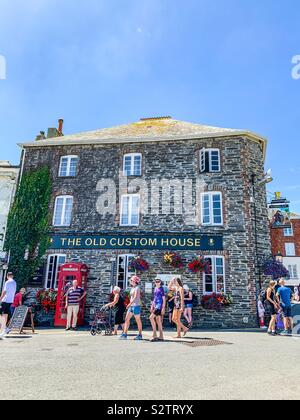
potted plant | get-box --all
[163,252,184,269]
[128,256,150,272]
[188,256,211,274]
[201,293,233,311]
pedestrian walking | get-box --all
[10,288,26,318]
[120,276,143,341]
[167,288,175,327]
[149,279,166,342]
[105,286,126,335]
[65,280,86,331]
[266,280,280,336]
[276,279,293,336]
[169,278,189,339]
[0,273,17,339]
[183,285,193,328]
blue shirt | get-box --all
[277,286,292,308]
[153,287,165,310]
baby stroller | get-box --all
[90,305,113,336]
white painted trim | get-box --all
[201,192,223,226]
[120,194,140,226]
[203,256,226,295]
[59,155,79,177]
[123,153,142,176]
[53,195,74,227]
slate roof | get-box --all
[19,117,267,157]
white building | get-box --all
[0,161,19,288]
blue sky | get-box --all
[0,0,299,211]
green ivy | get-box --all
[4,167,52,287]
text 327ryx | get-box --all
[107,405,194,417]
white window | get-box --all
[116,255,136,290]
[123,153,142,176]
[120,195,140,226]
[53,196,74,226]
[203,256,225,294]
[200,149,221,173]
[201,192,223,225]
[59,156,79,177]
[284,226,294,237]
[288,265,298,280]
[285,243,296,257]
[45,254,66,289]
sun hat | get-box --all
[131,275,141,285]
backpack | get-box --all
[261,290,267,304]
[192,293,199,308]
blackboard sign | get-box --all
[9,306,35,334]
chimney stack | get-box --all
[35,131,46,141]
[58,118,64,136]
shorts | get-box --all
[266,302,276,316]
[186,304,193,309]
[128,306,141,316]
[281,305,292,318]
[0,302,12,316]
[154,308,162,316]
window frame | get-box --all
[201,192,223,226]
[285,243,296,257]
[120,194,140,226]
[288,264,298,280]
[44,254,66,290]
[284,226,294,237]
[116,254,136,290]
[200,148,221,173]
[123,153,142,177]
[203,256,226,295]
[53,195,74,227]
[59,155,79,177]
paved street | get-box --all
[1,328,300,400]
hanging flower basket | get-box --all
[201,293,233,311]
[36,289,58,313]
[128,257,150,272]
[262,258,289,280]
[188,256,211,274]
[163,252,184,269]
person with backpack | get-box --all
[276,278,294,336]
[265,280,280,336]
[183,285,193,328]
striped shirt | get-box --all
[67,287,84,306]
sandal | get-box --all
[150,337,159,342]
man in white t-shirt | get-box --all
[0,273,17,339]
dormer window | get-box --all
[123,153,142,176]
[59,156,79,177]
[200,149,221,173]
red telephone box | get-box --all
[54,263,89,327]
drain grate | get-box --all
[182,338,232,347]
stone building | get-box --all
[18,117,270,328]
[0,161,19,289]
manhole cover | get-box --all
[182,339,232,347]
